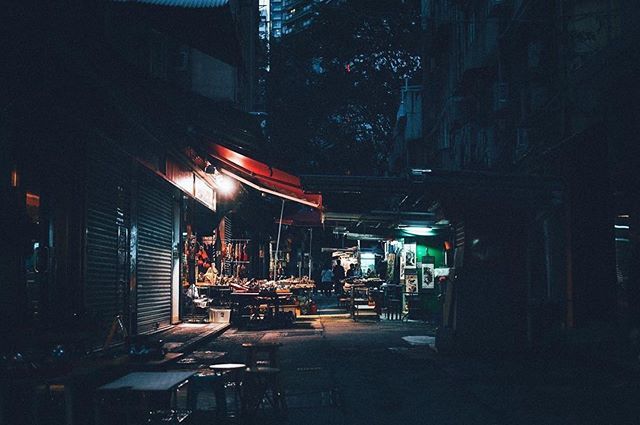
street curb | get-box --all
[297,314,351,320]
[171,323,231,354]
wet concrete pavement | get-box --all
[198,315,640,425]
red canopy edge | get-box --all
[277,208,324,226]
[207,142,322,209]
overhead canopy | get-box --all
[300,171,562,197]
[206,142,323,209]
[112,0,229,7]
[298,171,564,239]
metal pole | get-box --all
[274,199,285,282]
[308,228,313,279]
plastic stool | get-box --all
[187,371,216,410]
[385,299,402,320]
[242,367,286,416]
[242,342,282,368]
[208,363,246,418]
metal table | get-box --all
[95,371,195,425]
[98,371,195,392]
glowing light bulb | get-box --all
[215,173,235,195]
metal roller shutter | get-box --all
[136,171,174,334]
[85,142,131,333]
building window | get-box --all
[467,12,476,47]
[149,31,167,79]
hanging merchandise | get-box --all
[221,239,252,277]
[386,253,396,283]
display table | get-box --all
[230,292,296,326]
[195,284,231,300]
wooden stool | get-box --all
[242,367,286,416]
[242,342,282,368]
[208,363,246,418]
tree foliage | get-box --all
[267,0,421,175]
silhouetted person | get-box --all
[346,263,357,278]
[320,263,333,296]
[333,259,346,295]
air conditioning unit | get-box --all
[492,82,509,113]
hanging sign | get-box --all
[166,159,194,194]
[406,272,418,293]
[195,176,215,210]
[421,263,435,289]
[386,253,396,282]
[404,243,417,269]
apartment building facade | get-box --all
[413,0,640,339]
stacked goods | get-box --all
[274,276,316,290]
[343,277,385,287]
[215,276,316,293]
[342,277,385,293]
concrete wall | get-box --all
[190,48,238,103]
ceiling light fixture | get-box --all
[205,165,236,196]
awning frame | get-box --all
[206,142,322,209]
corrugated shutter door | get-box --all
[136,171,174,334]
[85,142,130,332]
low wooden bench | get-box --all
[353,304,379,321]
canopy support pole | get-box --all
[308,228,313,279]
[274,199,285,282]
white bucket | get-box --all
[209,308,232,323]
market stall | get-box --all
[186,273,316,326]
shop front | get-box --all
[168,141,325,326]
[84,146,222,338]
[382,235,452,323]
[301,172,565,351]
[179,209,320,326]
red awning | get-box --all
[206,142,322,209]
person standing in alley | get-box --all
[333,259,346,295]
[346,263,356,278]
[320,263,334,296]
